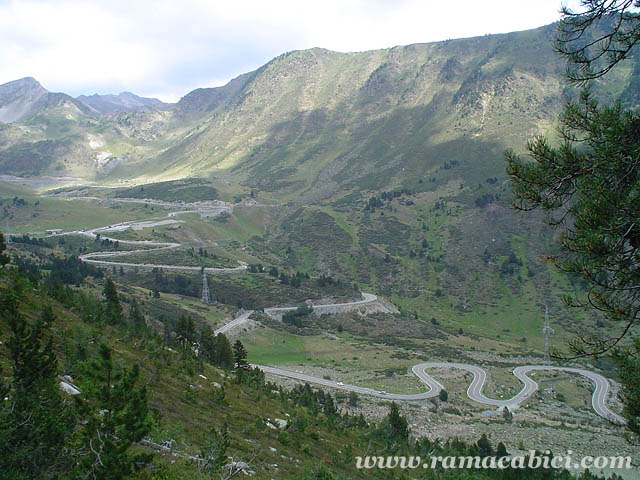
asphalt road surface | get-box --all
[255,362,625,425]
[215,311,254,335]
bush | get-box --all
[278,430,291,446]
[282,303,313,327]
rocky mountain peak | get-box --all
[0,77,49,123]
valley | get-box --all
[2,180,635,477]
[1,16,639,479]
[42,194,626,424]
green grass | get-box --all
[139,288,231,326]
[2,197,157,233]
[312,205,359,245]
[175,208,268,245]
[528,370,595,411]
[243,327,308,364]
[240,325,428,394]
[0,180,32,197]
[113,248,236,268]
[111,178,218,202]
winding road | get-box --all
[64,198,626,427]
[251,361,625,425]
[72,213,247,273]
[263,293,380,318]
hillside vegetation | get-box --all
[0,235,619,479]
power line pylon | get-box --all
[201,271,211,304]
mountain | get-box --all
[2,23,631,183]
[0,79,174,176]
[172,70,258,120]
[0,77,92,123]
[0,77,47,123]
[106,23,628,193]
[88,21,634,350]
[0,78,167,124]
[75,91,167,114]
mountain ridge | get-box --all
[0,77,88,123]
[0,22,632,187]
[0,77,169,123]
[127,23,570,196]
[75,91,168,114]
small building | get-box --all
[45,229,63,235]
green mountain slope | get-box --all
[106,23,620,198]
[0,22,632,193]
[3,239,622,479]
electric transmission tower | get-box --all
[542,304,554,364]
[5,217,10,243]
[201,271,211,304]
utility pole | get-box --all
[201,271,210,304]
[542,304,554,364]
[5,217,10,243]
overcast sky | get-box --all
[0,0,580,102]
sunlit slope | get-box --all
[110,23,617,199]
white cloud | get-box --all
[0,0,578,102]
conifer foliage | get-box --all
[233,340,248,370]
[75,343,152,480]
[0,232,9,267]
[103,278,122,325]
[506,0,640,435]
[0,277,153,479]
[0,311,73,480]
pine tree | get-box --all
[198,424,230,473]
[476,433,493,457]
[507,1,640,435]
[38,304,56,326]
[0,312,73,479]
[103,279,122,325]
[386,402,408,442]
[0,232,9,267]
[199,325,216,364]
[614,339,640,434]
[233,340,248,370]
[214,333,234,368]
[496,442,508,458]
[503,406,513,423]
[75,343,152,479]
[128,298,146,337]
[176,315,196,348]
